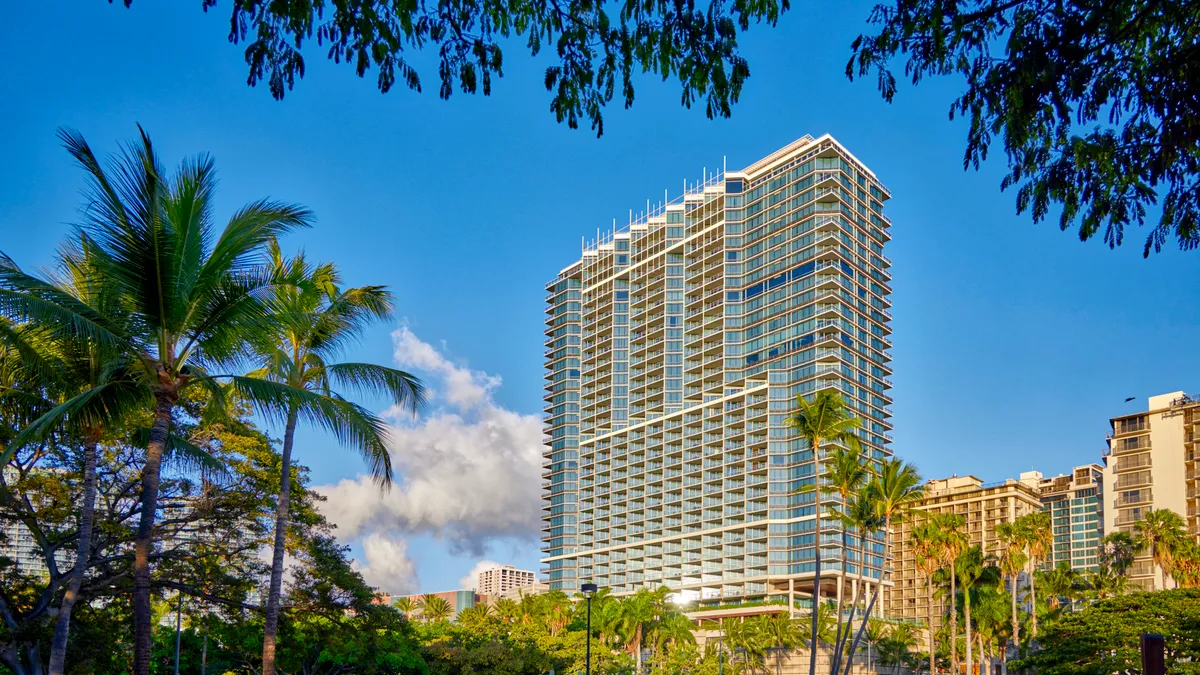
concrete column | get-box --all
[789,578,795,618]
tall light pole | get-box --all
[582,583,598,675]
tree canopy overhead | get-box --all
[848,0,1200,256]
[175,0,789,135]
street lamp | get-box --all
[581,583,598,675]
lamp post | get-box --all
[582,583,598,675]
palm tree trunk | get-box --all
[999,644,1006,675]
[134,394,173,675]
[1028,566,1037,640]
[949,568,958,675]
[830,519,849,675]
[1009,574,1018,651]
[809,440,822,675]
[833,534,866,675]
[635,626,643,674]
[262,407,299,675]
[201,631,207,675]
[843,513,890,675]
[47,434,99,675]
[927,576,935,675]
[964,590,972,675]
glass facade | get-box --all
[542,135,894,604]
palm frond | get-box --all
[202,200,313,281]
[0,254,128,350]
[228,376,393,486]
[326,362,426,414]
[131,427,229,480]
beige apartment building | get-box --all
[477,564,538,595]
[1102,391,1200,590]
[886,476,1041,628]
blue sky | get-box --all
[1,0,1196,594]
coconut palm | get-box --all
[0,243,155,675]
[911,519,943,675]
[1082,563,1128,600]
[726,619,768,675]
[393,596,416,618]
[1134,508,1187,588]
[954,544,1000,675]
[877,623,917,675]
[615,587,665,672]
[755,612,803,675]
[251,245,425,675]
[833,487,885,675]
[784,389,862,675]
[971,584,1011,675]
[418,594,455,622]
[1100,531,1138,573]
[1035,562,1082,611]
[457,603,494,628]
[0,128,355,675]
[933,513,967,673]
[648,611,697,671]
[250,248,424,672]
[1018,511,1052,638]
[1172,541,1200,588]
[994,522,1027,654]
[843,457,924,668]
[0,127,331,672]
[822,445,870,675]
[493,597,519,624]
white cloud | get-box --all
[392,326,502,409]
[458,560,503,590]
[352,533,420,595]
[317,326,544,561]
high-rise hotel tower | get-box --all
[542,135,894,607]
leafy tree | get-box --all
[847,0,1200,256]
[110,0,792,137]
[1014,589,1200,675]
[783,389,861,675]
[251,245,424,675]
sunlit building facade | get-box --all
[542,135,895,607]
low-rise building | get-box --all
[886,475,1041,630]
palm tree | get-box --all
[970,585,1010,675]
[615,587,665,672]
[994,522,1027,655]
[393,596,416,618]
[648,612,696,671]
[0,128,340,675]
[1018,511,1052,638]
[252,246,424,675]
[0,243,151,675]
[823,445,870,675]
[493,597,519,624]
[954,544,999,675]
[911,519,943,675]
[1036,563,1082,611]
[784,389,861,675]
[1082,564,1128,600]
[834,487,884,675]
[1171,541,1200,588]
[933,513,967,674]
[726,619,768,675]
[1134,508,1187,588]
[843,458,924,669]
[877,623,917,675]
[1100,531,1138,574]
[418,594,455,622]
[457,604,494,628]
[755,612,803,675]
